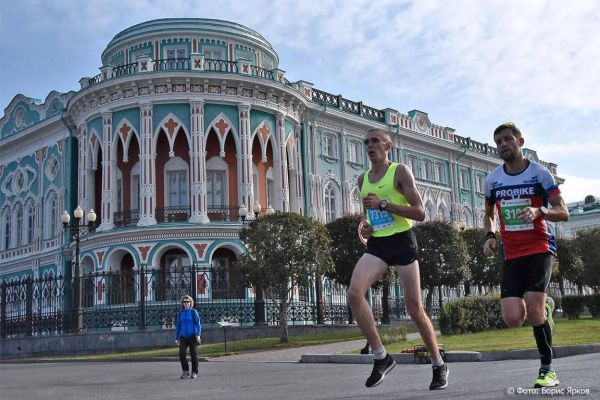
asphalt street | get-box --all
[1,353,598,399]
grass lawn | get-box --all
[45,330,367,360]
[384,316,600,353]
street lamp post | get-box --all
[61,206,96,332]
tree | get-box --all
[413,220,469,315]
[326,214,396,324]
[460,228,502,295]
[238,212,333,342]
[555,237,584,296]
[325,214,365,287]
[577,228,600,292]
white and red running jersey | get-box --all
[484,161,560,260]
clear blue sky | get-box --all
[1,0,598,202]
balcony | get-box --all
[85,58,293,89]
[113,209,140,228]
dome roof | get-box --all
[101,18,278,66]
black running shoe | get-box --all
[429,364,449,390]
[360,343,371,354]
[365,354,396,388]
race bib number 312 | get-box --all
[500,198,533,231]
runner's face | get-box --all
[364,131,390,162]
[494,129,523,162]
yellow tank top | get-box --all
[360,162,412,237]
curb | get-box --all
[300,344,600,364]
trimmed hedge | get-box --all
[439,295,507,335]
[584,293,600,318]
[561,295,586,319]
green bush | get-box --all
[439,295,507,335]
[584,293,600,318]
[561,295,586,319]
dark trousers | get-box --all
[179,336,198,373]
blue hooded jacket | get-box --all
[176,307,201,340]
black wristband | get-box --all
[485,231,496,240]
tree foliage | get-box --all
[413,220,469,314]
[555,236,584,295]
[238,212,333,341]
[576,228,600,291]
[460,228,502,293]
[325,214,365,287]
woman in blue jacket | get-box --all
[175,295,201,379]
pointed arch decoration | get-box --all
[155,113,190,158]
[205,113,239,157]
[115,118,139,162]
[251,120,276,163]
[89,130,101,171]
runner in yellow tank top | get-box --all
[349,128,448,390]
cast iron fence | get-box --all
[0,265,408,338]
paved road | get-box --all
[1,353,598,399]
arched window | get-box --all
[436,163,445,184]
[131,161,141,210]
[45,192,58,239]
[324,182,337,223]
[438,203,449,221]
[266,167,275,207]
[407,156,418,176]
[462,207,472,227]
[15,204,23,247]
[422,160,432,181]
[424,201,435,222]
[26,200,35,244]
[2,208,11,250]
[164,156,189,207]
[350,187,362,214]
[206,156,228,207]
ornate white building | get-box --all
[0,19,563,333]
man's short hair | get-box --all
[493,122,522,139]
[366,128,391,141]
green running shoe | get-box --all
[534,368,559,388]
[546,297,555,336]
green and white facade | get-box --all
[0,19,563,329]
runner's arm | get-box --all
[386,164,425,221]
[483,201,497,257]
[545,194,569,222]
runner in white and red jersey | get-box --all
[483,122,568,389]
[485,160,561,260]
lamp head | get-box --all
[61,210,70,225]
[73,205,84,220]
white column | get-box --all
[78,124,89,219]
[238,104,254,213]
[189,100,209,223]
[276,113,290,212]
[98,113,115,231]
[294,125,305,215]
[138,103,157,226]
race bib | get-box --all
[500,198,533,231]
[367,209,395,231]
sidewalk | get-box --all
[211,332,424,363]
[211,332,600,364]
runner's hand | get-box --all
[483,237,496,257]
[360,221,372,241]
[197,336,201,344]
[517,207,539,223]
[175,340,179,346]
[362,193,381,209]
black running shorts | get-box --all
[501,252,553,298]
[366,229,419,266]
